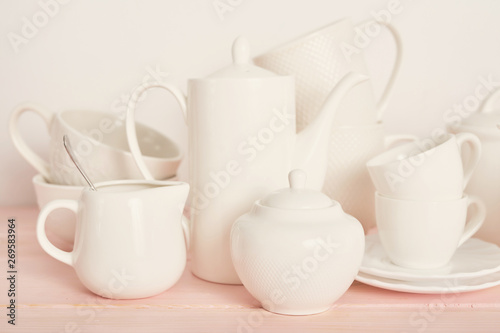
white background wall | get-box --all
[1,0,500,205]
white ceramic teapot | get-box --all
[231,170,365,315]
[125,37,367,284]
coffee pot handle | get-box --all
[125,82,187,180]
[9,103,53,180]
[355,20,403,122]
[455,132,482,190]
[458,195,486,247]
[36,199,77,266]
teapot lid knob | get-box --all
[208,36,278,78]
[232,36,251,65]
[289,169,307,190]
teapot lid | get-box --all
[260,169,333,209]
[208,36,279,79]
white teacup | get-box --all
[36,179,189,299]
[10,103,182,186]
[366,132,481,201]
[376,193,486,269]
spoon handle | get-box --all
[63,135,97,191]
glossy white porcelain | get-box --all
[367,132,481,200]
[36,179,189,299]
[32,174,178,247]
[125,37,367,284]
[231,170,365,315]
[376,193,486,269]
[361,234,500,282]
[9,104,182,186]
[355,271,500,294]
[253,18,402,126]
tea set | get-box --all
[126,35,367,285]
[9,17,500,315]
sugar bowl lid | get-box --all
[260,169,333,209]
[207,36,279,79]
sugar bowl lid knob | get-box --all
[289,169,307,190]
[232,36,251,65]
[260,169,332,209]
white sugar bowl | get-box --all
[230,169,365,315]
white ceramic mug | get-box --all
[253,18,402,126]
[36,179,190,299]
[9,103,182,186]
[376,193,486,269]
[366,132,482,200]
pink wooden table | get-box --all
[1,206,500,333]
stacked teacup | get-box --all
[9,103,183,246]
[366,131,485,269]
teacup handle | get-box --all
[458,195,486,247]
[384,134,418,149]
[479,87,500,114]
[126,82,187,180]
[455,132,482,190]
[36,199,77,266]
[355,20,402,121]
[9,103,54,180]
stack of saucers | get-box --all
[355,234,500,294]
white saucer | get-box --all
[355,271,500,294]
[360,234,500,282]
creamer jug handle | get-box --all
[125,82,187,180]
[355,19,402,122]
[37,199,77,266]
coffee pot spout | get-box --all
[292,72,369,190]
